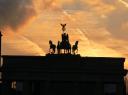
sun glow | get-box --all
[2,29,45,56]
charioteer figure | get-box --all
[59,24,71,54]
[61,24,69,42]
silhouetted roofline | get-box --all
[2,55,125,59]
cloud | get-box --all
[1,0,128,67]
[0,0,57,30]
[105,4,128,39]
[81,0,116,15]
[2,31,45,56]
[0,0,36,30]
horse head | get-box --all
[49,40,52,45]
[75,41,79,45]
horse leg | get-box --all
[60,49,63,53]
[59,49,60,54]
[49,48,51,54]
[59,49,61,54]
[57,49,59,54]
[76,48,78,53]
[72,48,74,54]
[64,49,66,54]
[65,49,67,54]
[69,47,71,54]
[73,50,75,54]
[52,49,55,54]
[53,48,56,54]
[54,48,56,53]
[66,49,68,54]
[68,49,70,54]
[68,48,70,54]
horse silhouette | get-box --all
[49,40,56,54]
[72,41,79,54]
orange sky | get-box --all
[1,0,128,69]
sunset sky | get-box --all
[0,0,128,69]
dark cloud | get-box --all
[0,0,36,30]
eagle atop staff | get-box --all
[61,24,66,32]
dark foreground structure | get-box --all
[0,54,127,95]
